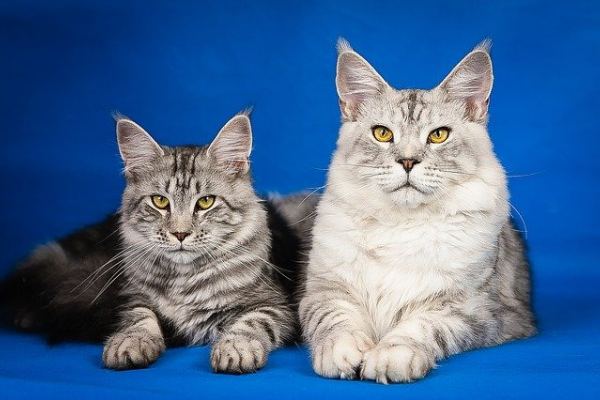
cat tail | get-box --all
[0,241,121,343]
[265,192,320,314]
[267,191,320,240]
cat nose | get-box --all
[397,158,421,172]
[171,231,191,242]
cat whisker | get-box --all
[507,171,543,178]
[203,242,285,296]
[338,163,389,169]
[291,181,374,226]
[71,242,154,295]
[508,201,528,239]
[290,210,319,227]
[140,247,164,289]
[295,186,326,208]
[96,226,121,245]
[90,244,157,304]
[442,179,529,239]
[204,236,293,283]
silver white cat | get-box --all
[299,40,535,384]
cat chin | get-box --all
[387,186,432,209]
[162,250,200,264]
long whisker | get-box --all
[203,236,292,287]
[96,226,121,245]
[90,244,157,304]
[338,163,389,169]
[508,201,528,239]
[136,245,164,290]
[507,171,543,178]
[72,242,154,294]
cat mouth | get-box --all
[394,181,425,194]
[167,245,192,253]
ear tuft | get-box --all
[238,107,253,118]
[207,113,253,174]
[475,38,492,54]
[336,41,389,121]
[116,117,164,175]
[336,37,354,55]
[438,40,494,122]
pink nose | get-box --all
[397,158,420,172]
[171,232,191,242]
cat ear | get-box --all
[336,38,390,121]
[438,40,494,122]
[116,117,164,174]
[207,112,252,174]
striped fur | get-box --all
[1,113,314,373]
[299,40,535,383]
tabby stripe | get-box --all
[189,151,199,176]
[306,309,347,340]
[255,319,276,343]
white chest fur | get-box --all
[310,198,502,336]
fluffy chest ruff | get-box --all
[309,198,503,336]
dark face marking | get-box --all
[407,91,418,123]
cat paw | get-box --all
[312,331,374,380]
[103,330,165,370]
[360,342,434,384]
[211,336,267,374]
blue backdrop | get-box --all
[0,1,598,399]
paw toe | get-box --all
[361,343,432,384]
[211,337,267,374]
[103,331,164,370]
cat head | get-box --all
[332,39,505,210]
[116,112,265,264]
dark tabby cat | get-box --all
[1,112,317,373]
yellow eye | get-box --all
[428,127,450,144]
[197,195,216,210]
[372,125,394,142]
[151,195,170,209]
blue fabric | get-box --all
[0,1,599,398]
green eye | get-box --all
[428,127,451,144]
[151,195,170,209]
[197,195,216,210]
[372,125,394,142]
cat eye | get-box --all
[372,125,394,143]
[428,127,451,144]
[197,195,216,210]
[151,195,170,210]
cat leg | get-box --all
[211,304,294,374]
[103,307,165,370]
[300,284,375,380]
[361,307,486,383]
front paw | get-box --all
[312,331,374,380]
[360,342,434,384]
[103,330,165,370]
[211,336,267,374]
